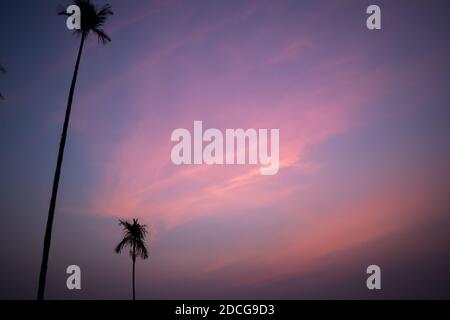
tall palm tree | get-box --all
[115,219,149,300]
[37,0,113,300]
[0,64,5,100]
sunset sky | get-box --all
[1,0,450,299]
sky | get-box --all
[0,0,450,299]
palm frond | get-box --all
[57,4,70,16]
[114,236,133,253]
[92,28,111,44]
[94,4,113,28]
[59,0,113,43]
[115,218,149,260]
[135,240,149,259]
[0,64,5,100]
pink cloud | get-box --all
[82,53,387,230]
[267,38,314,65]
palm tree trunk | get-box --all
[132,242,136,300]
[132,256,136,300]
[37,33,86,300]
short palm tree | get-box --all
[115,219,149,300]
[37,0,113,300]
[0,64,5,100]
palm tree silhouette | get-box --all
[115,219,149,300]
[0,64,5,100]
[37,0,113,300]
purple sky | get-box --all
[0,0,450,299]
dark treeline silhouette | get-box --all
[37,0,113,300]
[115,219,149,300]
